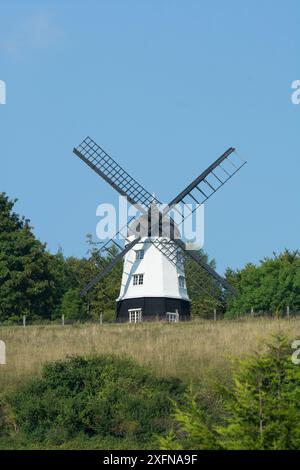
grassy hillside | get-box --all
[1,318,300,450]
[1,318,299,395]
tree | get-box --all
[185,250,223,318]
[225,250,300,317]
[60,288,84,320]
[217,334,300,449]
[82,237,123,320]
[48,249,74,319]
[158,387,217,450]
[159,334,300,450]
[0,193,57,321]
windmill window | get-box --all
[133,274,144,286]
[135,250,144,260]
[178,276,186,289]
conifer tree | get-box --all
[160,335,300,450]
[218,334,300,449]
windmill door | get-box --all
[128,308,142,323]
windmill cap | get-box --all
[128,204,181,239]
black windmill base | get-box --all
[116,297,191,322]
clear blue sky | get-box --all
[0,0,299,273]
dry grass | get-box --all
[0,318,299,395]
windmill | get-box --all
[73,137,246,322]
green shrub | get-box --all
[102,308,116,323]
[11,355,185,444]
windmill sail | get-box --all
[80,238,140,296]
[147,148,245,297]
[73,137,161,212]
[75,140,245,302]
[183,247,237,295]
[152,237,236,300]
[165,148,246,215]
[140,148,246,262]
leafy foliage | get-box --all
[0,193,122,322]
[11,355,185,444]
[225,250,300,317]
[185,251,222,318]
[0,193,57,321]
[0,394,15,437]
[60,288,85,320]
[1,192,299,322]
[84,239,123,319]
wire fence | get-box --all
[207,310,300,321]
[0,307,300,328]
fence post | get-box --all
[23,315,26,328]
[287,306,290,319]
[62,314,65,326]
[213,308,217,321]
[251,307,254,318]
[99,313,103,325]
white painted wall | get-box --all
[117,236,190,302]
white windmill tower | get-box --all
[73,137,246,322]
[116,201,190,322]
